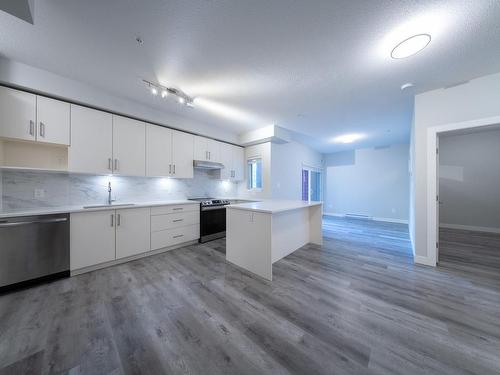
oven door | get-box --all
[200,206,226,242]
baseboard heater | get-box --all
[345,213,373,220]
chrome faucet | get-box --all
[108,181,115,205]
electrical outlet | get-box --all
[34,189,45,199]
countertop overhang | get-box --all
[226,200,322,214]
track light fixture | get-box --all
[143,80,194,108]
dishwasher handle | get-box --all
[0,217,68,228]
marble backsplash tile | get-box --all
[0,169,238,211]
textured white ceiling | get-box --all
[1,0,500,152]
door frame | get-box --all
[426,115,500,266]
[301,164,323,201]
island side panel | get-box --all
[309,204,323,245]
[226,208,273,280]
[271,208,310,263]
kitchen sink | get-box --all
[83,203,136,209]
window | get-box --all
[302,167,322,201]
[247,158,262,190]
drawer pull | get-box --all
[172,208,183,211]
[173,219,184,222]
[173,234,184,239]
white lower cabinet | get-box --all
[115,207,150,259]
[70,210,116,270]
[151,224,200,251]
[70,204,199,272]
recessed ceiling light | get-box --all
[391,34,431,59]
[332,133,364,144]
[401,82,414,90]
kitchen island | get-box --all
[226,200,322,280]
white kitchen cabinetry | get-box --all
[36,96,70,145]
[69,105,113,174]
[171,130,194,178]
[220,143,245,181]
[194,136,220,162]
[70,210,116,270]
[150,204,200,250]
[0,86,36,141]
[146,124,172,177]
[113,116,146,177]
[146,125,194,178]
[115,207,150,259]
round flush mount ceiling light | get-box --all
[401,82,414,90]
[391,34,431,59]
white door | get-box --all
[70,210,116,270]
[0,86,36,141]
[206,139,221,162]
[115,207,151,259]
[36,96,70,145]
[113,115,146,176]
[194,135,208,161]
[232,146,245,181]
[146,124,172,177]
[219,143,233,180]
[69,105,113,174]
[171,130,194,178]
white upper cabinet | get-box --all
[219,144,245,181]
[69,105,113,175]
[232,146,245,181]
[0,86,36,141]
[146,124,172,177]
[36,96,70,145]
[115,207,151,259]
[171,130,194,178]
[220,143,233,180]
[112,115,146,177]
[194,136,221,162]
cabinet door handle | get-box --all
[108,158,112,171]
[117,214,121,226]
[114,159,119,171]
[169,164,172,174]
[173,164,176,174]
[111,214,114,227]
[205,151,208,160]
[209,151,211,160]
[40,122,45,138]
[172,208,183,211]
[173,219,183,223]
[173,234,184,239]
[29,120,34,136]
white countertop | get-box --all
[0,200,196,219]
[226,200,322,214]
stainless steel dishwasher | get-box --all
[0,213,70,293]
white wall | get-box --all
[271,141,323,200]
[0,57,238,143]
[324,144,410,222]
[439,128,500,232]
[412,71,500,262]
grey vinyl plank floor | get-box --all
[1,217,500,374]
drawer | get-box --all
[151,210,199,232]
[151,224,200,250]
[151,204,199,216]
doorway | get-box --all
[427,117,500,270]
[302,166,322,201]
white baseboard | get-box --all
[440,223,500,234]
[414,255,436,267]
[323,212,408,225]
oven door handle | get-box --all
[201,206,227,211]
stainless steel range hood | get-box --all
[193,160,225,169]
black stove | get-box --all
[189,198,231,243]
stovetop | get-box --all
[188,198,230,207]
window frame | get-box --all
[247,157,263,191]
